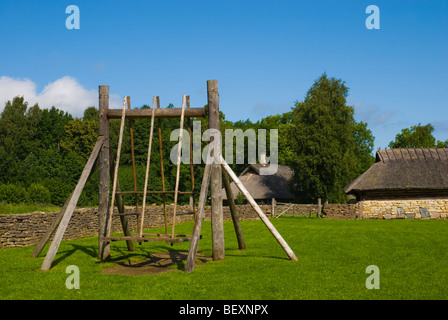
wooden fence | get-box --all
[271,198,322,218]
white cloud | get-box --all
[0,76,120,117]
[353,101,395,126]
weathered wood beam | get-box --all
[221,157,298,262]
[107,107,205,119]
[185,161,212,273]
[171,95,186,238]
[40,136,104,270]
[222,170,246,250]
[208,79,225,261]
[98,85,111,260]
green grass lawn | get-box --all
[0,202,60,214]
[0,218,447,300]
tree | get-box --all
[0,97,41,182]
[36,106,73,152]
[389,123,447,148]
[288,74,374,203]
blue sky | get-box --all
[0,0,447,150]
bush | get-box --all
[235,192,246,205]
[0,184,29,204]
[27,183,51,204]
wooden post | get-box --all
[98,85,111,260]
[222,170,246,250]
[109,149,134,251]
[41,137,104,270]
[156,96,168,234]
[108,97,127,242]
[221,157,298,261]
[207,79,225,261]
[127,96,139,211]
[271,198,276,218]
[186,96,196,219]
[139,97,156,237]
[185,162,212,273]
[317,198,322,218]
[171,95,186,238]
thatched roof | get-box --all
[344,148,448,195]
[222,164,295,200]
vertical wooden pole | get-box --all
[271,198,276,218]
[127,96,139,212]
[108,97,127,242]
[171,95,186,238]
[222,170,246,250]
[139,97,156,237]
[207,79,225,261]
[98,85,111,260]
[186,96,196,219]
[156,97,168,234]
[109,149,134,251]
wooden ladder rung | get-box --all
[100,234,201,243]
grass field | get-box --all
[0,202,60,214]
[0,217,447,300]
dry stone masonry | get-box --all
[359,199,448,220]
[1,201,447,248]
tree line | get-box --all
[0,73,446,206]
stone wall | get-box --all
[359,199,448,220]
[0,204,267,248]
[322,203,360,219]
[2,200,447,248]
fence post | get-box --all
[317,198,322,218]
[271,198,276,218]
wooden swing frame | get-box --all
[33,80,297,272]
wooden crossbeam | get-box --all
[115,190,196,195]
[100,234,200,244]
[101,237,192,244]
[107,107,205,119]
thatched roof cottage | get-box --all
[222,164,296,203]
[344,148,448,219]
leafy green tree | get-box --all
[28,183,51,204]
[60,117,98,161]
[288,74,374,203]
[389,123,447,148]
[354,121,375,172]
[35,106,73,151]
[0,97,41,182]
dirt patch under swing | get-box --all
[102,251,212,275]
